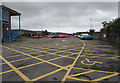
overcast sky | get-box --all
[3,2,118,33]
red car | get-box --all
[38,36,44,38]
[59,35,69,38]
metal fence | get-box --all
[100,32,120,44]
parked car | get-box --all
[32,36,39,38]
[80,35,94,40]
[46,35,53,38]
[51,35,59,38]
[59,35,69,38]
[38,36,44,38]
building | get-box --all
[0,4,21,43]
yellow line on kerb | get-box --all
[0,56,30,81]
[61,40,86,83]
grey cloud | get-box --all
[3,2,118,33]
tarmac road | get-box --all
[1,37,120,83]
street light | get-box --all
[90,18,92,29]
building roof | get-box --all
[1,4,21,16]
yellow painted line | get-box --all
[73,67,91,70]
[69,70,95,77]
[79,54,118,60]
[73,67,118,74]
[2,50,32,56]
[31,65,71,81]
[0,53,72,75]
[61,41,86,83]
[2,50,13,54]
[5,57,31,63]
[2,46,68,69]
[52,53,76,59]
[4,54,23,58]
[92,73,119,81]
[79,55,86,57]
[1,52,50,65]
[0,70,13,74]
[0,57,32,65]
[91,54,107,58]
[18,54,71,71]
[81,58,103,66]
[0,56,30,81]
[13,44,81,54]
[67,76,89,81]
[2,52,19,55]
[4,52,48,58]
[28,51,47,55]
[54,51,78,55]
[12,45,62,55]
[107,57,118,59]
[11,44,77,60]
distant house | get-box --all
[0,4,21,42]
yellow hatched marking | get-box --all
[92,73,119,81]
[0,57,32,65]
[31,65,71,81]
[0,56,30,81]
[1,54,71,75]
[67,76,89,81]
[107,57,119,59]
[2,49,65,65]
[61,42,86,83]
[73,67,118,74]
[11,45,77,60]
[69,70,95,77]
[2,46,70,70]
[5,54,23,58]
[0,51,74,75]
[52,53,76,59]
[80,54,118,60]
[0,70,13,74]
[2,52,19,55]
[12,44,81,54]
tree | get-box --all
[89,29,95,35]
[42,30,49,36]
[101,18,120,43]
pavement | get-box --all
[1,37,120,83]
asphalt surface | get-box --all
[1,37,120,83]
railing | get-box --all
[3,31,21,42]
[11,31,21,41]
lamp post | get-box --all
[90,18,92,29]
